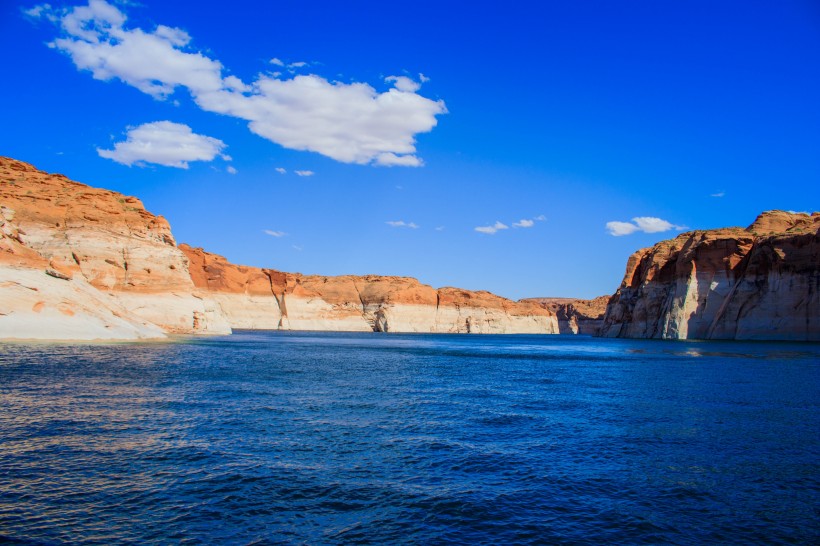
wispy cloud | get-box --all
[435,226,445,231]
[513,219,534,228]
[606,216,687,236]
[263,229,287,237]
[295,170,315,177]
[97,121,227,168]
[475,221,509,235]
[35,1,447,167]
[292,244,303,251]
[535,214,546,221]
[275,167,286,174]
[226,165,237,174]
[710,191,725,198]
[386,220,419,229]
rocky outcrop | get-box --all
[0,157,230,339]
[521,296,610,335]
[599,211,820,341]
[181,245,559,334]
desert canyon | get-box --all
[1,156,817,341]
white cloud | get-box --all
[386,220,419,229]
[435,226,445,231]
[275,167,286,174]
[269,57,284,66]
[375,152,423,167]
[292,244,303,251]
[632,217,679,233]
[97,121,227,168]
[711,191,725,197]
[606,216,687,236]
[513,219,534,228]
[605,221,640,236]
[475,221,509,235]
[385,75,420,93]
[36,1,447,167]
[295,170,314,177]
[226,165,237,174]
[23,4,57,21]
[264,229,286,237]
[289,61,307,68]
[535,214,546,221]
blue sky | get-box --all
[2,0,818,299]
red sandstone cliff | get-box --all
[599,211,820,340]
[181,245,559,334]
[0,157,229,338]
[0,157,557,338]
[521,296,610,335]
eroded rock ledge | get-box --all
[599,211,820,341]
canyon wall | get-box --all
[0,157,230,339]
[599,211,820,341]
[0,157,558,339]
[521,296,610,335]
[181,245,559,334]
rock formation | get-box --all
[0,157,558,339]
[521,296,610,335]
[181,245,559,334]
[0,157,230,339]
[599,211,820,341]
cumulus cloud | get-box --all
[385,75,420,93]
[513,219,534,228]
[226,165,237,174]
[605,221,640,237]
[386,220,419,229]
[606,216,687,236]
[294,170,314,177]
[275,167,286,174]
[375,152,423,167]
[475,221,509,235]
[34,1,447,167]
[263,229,286,237]
[97,121,227,168]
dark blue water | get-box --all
[1,332,818,545]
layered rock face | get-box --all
[599,211,820,341]
[521,296,610,335]
[182,245,559,334]
[0,157,230,339]
[0,156,557,339]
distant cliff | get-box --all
[181,245,559,334]
[520,296,610,335]
[0,157,558,340]
[599,211,820,341]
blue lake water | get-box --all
[1,331,818,544]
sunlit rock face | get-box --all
[520,296,610,335]
[0,157,230,338]
[599,211,820,341]
[181,245,560,334]
[0,156,557,339]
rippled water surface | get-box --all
[1,332,819,544]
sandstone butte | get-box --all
[0,157,559,340]
[599,210,820,341]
